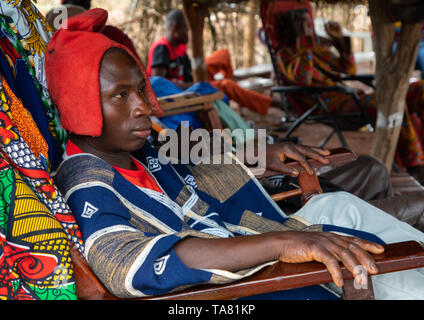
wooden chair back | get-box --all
[156,91,224,131]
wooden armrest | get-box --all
[257,147,357,179]
[157,91,224,115]
[141,241,424,300]
[256,148,357,204]
[71,240,424,300]
[156,91,224,130]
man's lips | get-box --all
[132,117,152,139]
[132,127,151,138]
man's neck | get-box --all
[165,32,179,47]
[70,136,134,170]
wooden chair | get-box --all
[70,148,424,300]
[156,91,224,131]
[70,239,424,301]
[257,147,355,205]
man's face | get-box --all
[301,12,314,37]
[172,21,189,45]
[94,49,152,154]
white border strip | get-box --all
[85,224,139,259]
[65,181,176,234]
[124,234,169,297]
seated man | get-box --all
[47,9,424,299]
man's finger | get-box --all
[322,239,366,279]
[296,145,330,165]
[313,247,344,287]
[283,148,314,175]
[330,236,379,274]
[310,146,331,157]
[270,145,312,175]
[342,236,385,255]
[271,159,299,177]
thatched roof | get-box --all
[309,0,366,4]
[310,0,422,5]
[193,0,368,6]
[192,0,424,23]
[193,0,424,6]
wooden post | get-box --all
[368,0,421,172]
[182,0,209,82]
[243,0,259,68]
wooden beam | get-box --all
[142,241,424,300]
[368,0,422,172]
[243,0,259,68]
[182,0,210,82]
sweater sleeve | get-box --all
[55,154,278,298]
[66,184,215,298]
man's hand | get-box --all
[266,142,330,176]
[274,231,384,287]
[325,21,344,39]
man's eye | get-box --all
[138,86,146,97]
[115,91,127,99]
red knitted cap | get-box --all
[45,8,163,137]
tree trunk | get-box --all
[368,0,421,172]
[243,0,259,68]
[182,0,209,82]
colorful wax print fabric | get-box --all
[0,0,68,170]
[0,155,76,300]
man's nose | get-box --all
[132,95,152,117]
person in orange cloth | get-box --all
[147,10,282,116]
[205,48,276,115]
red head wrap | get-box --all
[45,8,163,137]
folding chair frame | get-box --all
[260,3,375,149]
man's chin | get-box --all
[127,139,148,153]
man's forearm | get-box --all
[331,36,352,63]
[173,233,279,271]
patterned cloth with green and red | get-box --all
[0,0,83,300]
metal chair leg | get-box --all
[283,103,321,139]
[314,94,349,148]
